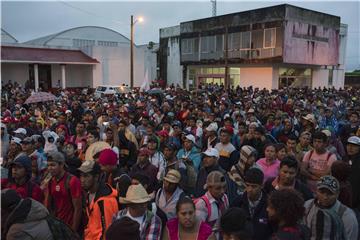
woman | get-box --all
[275,143,287,162]
[164,197,214,240]
[256,144,280,183]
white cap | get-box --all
[321,129,332,138]
[247,108,255,113]
[65,110,72,114]
[348,136,360,146]
[11,137,22,145]
[206,122,218,132]
[13,128,27,135]
[185,134,196,144]
[202,148,219,158]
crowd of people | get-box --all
[1,81,360,240]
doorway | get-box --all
[29,64,52,90]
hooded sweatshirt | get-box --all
[4,198,53,240]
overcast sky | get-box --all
[1,0,359,70]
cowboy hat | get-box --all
[119,184,151,204]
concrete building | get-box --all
[159,4,348,89]
[1,26,158,90]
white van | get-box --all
[94,85,131,98]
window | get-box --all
[182,39,194,54]
[227,32,240,50]
[240,31,251,49]
[98,41,118,47]
[201,36,215,53]
[73,39,95,48]
[252,29,263,49]
[216,35,223,52]
[264,28,276,48]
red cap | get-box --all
[98,149,117,166]
[138,148,151,157]
[157,130,169,137]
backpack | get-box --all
[45,215,80,240]
[305,199,347,240]
[193,195,212,222]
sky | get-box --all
[1,0,359,71]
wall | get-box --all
[1,63,28,87]
[312,68,329,88]
[51,64,93,88]
[283,20,339,65]
[239,67,274,89]
[167,37,183,87]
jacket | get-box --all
[4,198,53,240]
[84,183,119,240]
[231,191,273,240]
[176,146,201,171]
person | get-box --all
[62,142,82,177]
[267,188,310,240]
[118,125,138,170]
[69,122,87,152]
[220,207,253,240]
[301,131,337,192]
[1,122,10,158]
[30,135,47,178]
[1,189,53,240]
[256,144,281,183]
[6,154,44,202]
[215,128,238,172]
[204,122,219,150]
[163,196,213,240]
[130,148,159,193]
[286,134,298,158]
[264,157,313,201]
[296,131,313,161]
[275,143,287,162]
[44,151,82,231]
[195,171,229,230]
[230,168,273,240]
[331,160,353,208]
[228,145,259,195]
[112,184,162,240]
[147,135,166,180]
[346,136,360,211]
[177,134,201,171]
[78,160,119,240]
[303,175,358,240]
[155,169,185,219]
[106,216,140,240]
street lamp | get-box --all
[130,15,143,88]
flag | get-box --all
[140,68,150,92]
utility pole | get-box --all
[130,15,134,88]
[210,0,216,17]
[224,26,229,89]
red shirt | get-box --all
[47,172,82,226]
[7,181,44,203]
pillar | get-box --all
[61,64,66,89]
[34,64,39,92]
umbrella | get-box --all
[85,141,111,161]
[25,92,56,104]
[146,88,163,95]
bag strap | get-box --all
[200,195,212,222]
[98,200,106,240]
[305,199,315,225]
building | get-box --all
[1,26,158,90]
[159,4,348,89]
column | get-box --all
[34,64,39,92]
[61,64,66,89]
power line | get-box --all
[57,0,128,27]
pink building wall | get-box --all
[283,21,339,66]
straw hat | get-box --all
[119,184,151,204]
[85,141,111,161]
[163,169,181,184]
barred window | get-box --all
[182,38,194,54]
[264,28,276,48]
[240,31,251,49]
[201,36,215,53]
[98,41,119,47]
[72,39,95,47]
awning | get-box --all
[1,45,99,65]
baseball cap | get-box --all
[317,175,340,194]
[138,148,151,157]
[202,148,219,159]
[347,136,360,146]
[10,154,32,173]
[204,170,226,189]
[65,110,72,114]
[163,143,176,151]
[46,151,65,164]
[78,160,101,174]
[247,108,255,114]
[13,128,27,135]
[11,137,22,145]
[321,129,332,138]
[163,169,181,184]
[21,137,34,144]
[184,134,196,144]
[206,122,218,132]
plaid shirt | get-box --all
[113,208,162,240]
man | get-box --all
[70,122,87,152]
[319,107,339,134]
[347,136,360,211]
[215,128,238,172]
[286,134,298,158]
[195,171,229,231]
[264,157,313,201]
[86,129,100,148]
[147,136,166,180]
[204,122,219,150]
[267,189,310,240]
[303,175,358,240]
[277,118,299,144]
[220,208,253,240]
[113,184,162,240]
[130,148,158,193]
[45,151,82,231]
[155,169,185,219]
[296,131,313,159]
[301,131,337,192]
[78,160,119,240]
[230,168,272,240]
[30,135,47,178]
[1,189,53,240]
[7,154,44,202]
[176,134,201,171]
